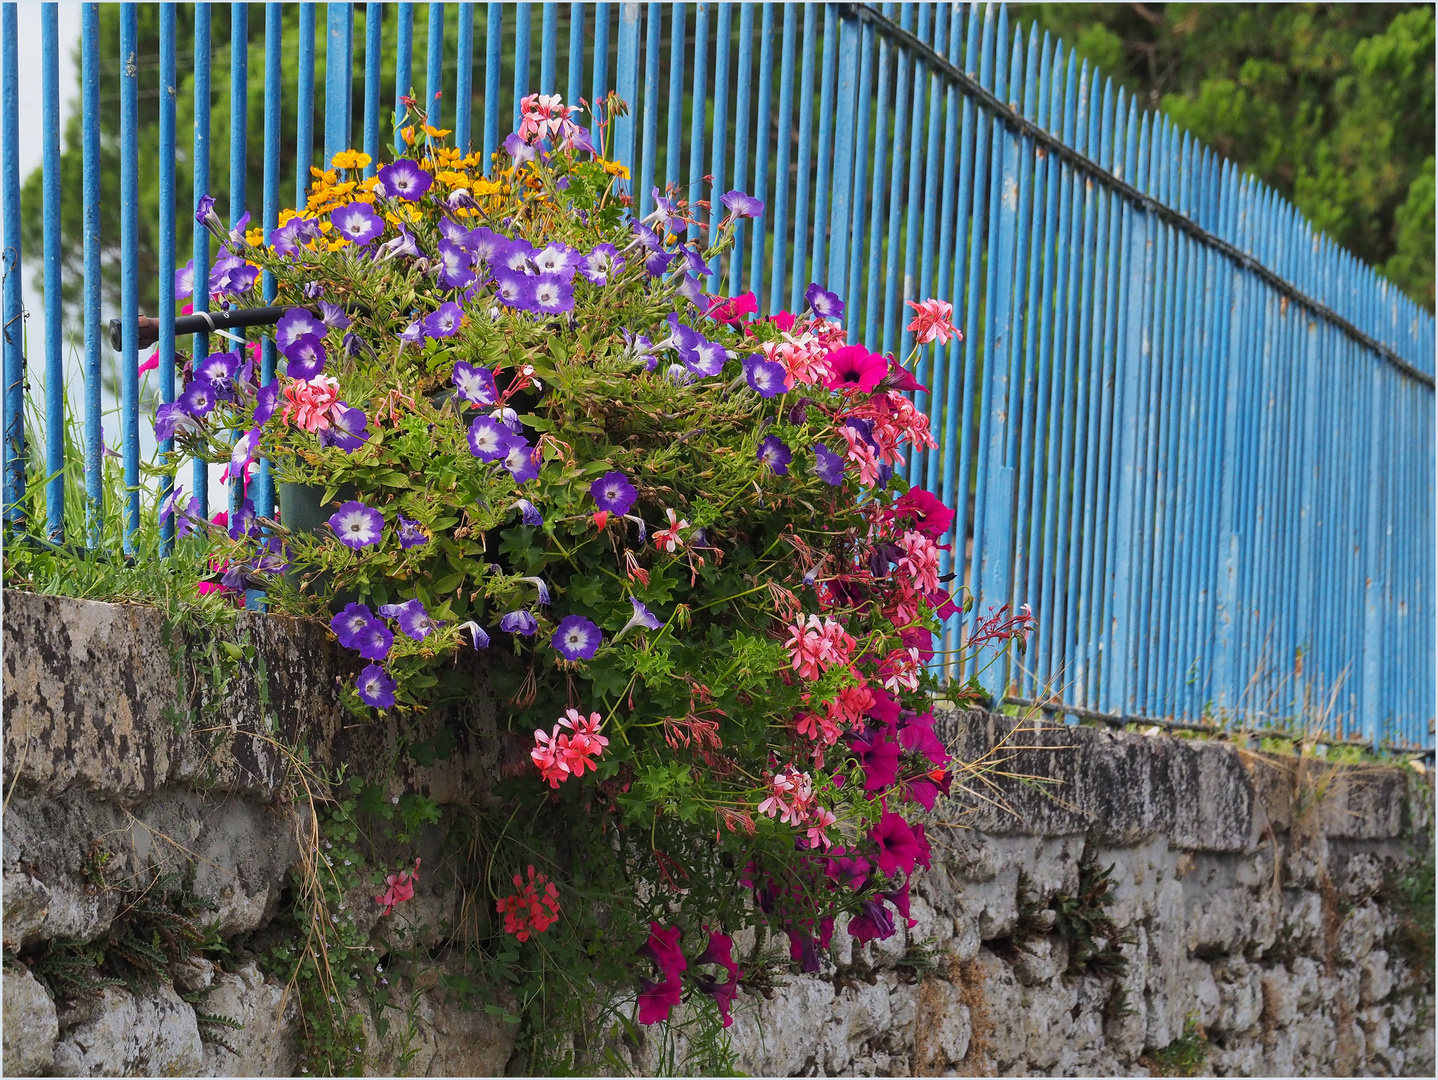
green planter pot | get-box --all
[278,481,359,610]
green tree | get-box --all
[1018,3,1436,309]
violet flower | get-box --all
[331,202,384,246]
[276,307,326,353]
[579,244,623,286]
[283,334,327,380]
[437,238,477,290]
[154,402,196,441]
[177,383,217,418]
[467,415,516,462]
[422,302,463,339]
[757,435,792,476]
[512,499,543,527]
[590,471,637,516]
[317,301,352,330]
[228,498,259,540]
[353,620,394,661]
[499,610,538,636]
[332,602,378,649]
[615,597,661,641]
[175,260,195,299]
[321,404,370,452]
[813,445,845,486]
[375,227,421,263]
[533,242,580,278]
[743,352,786,398]
[378,598,441,641]
[804,282,844,320]
[377,159,433,200]
[328,500,385,549]
[720,189,766,219]
[503,439,540,484]
[497,238,535,274]
[357,664,397,709]
[457,621,491,649]
[532,274,575,315]
[552,615,602,661]
[395,515,430,550]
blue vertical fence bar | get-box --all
[426,2,445,127]
[41,3,63,541]
[0,2,20,528]
[192,3,211,518]
[326,4,355,162]
[456,3,474,151]
[364,3,383,168]
[157,4,176,551]
[227,1,247,525]
[394,3,414,153]
[2,3,1433,747]
[297,4,316,195]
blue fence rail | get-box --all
[1,2,1433,750]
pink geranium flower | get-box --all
[375,857,422,915]
[906,298,961,345]
[281,374,341,432]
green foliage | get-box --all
[1018,3,1435,309]
[1145,1015,1210,1077]
[1387,835,1435,985]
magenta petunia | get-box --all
[871,811,927,878]
[822,344,888,393]
[640,922,687,981]
[849,727,902,792]
[636,977,682,1025]
[847,897,898,944]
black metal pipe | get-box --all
[108,305,289,352]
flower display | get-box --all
[156,93,1036,1053]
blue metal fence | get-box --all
[1,2,1433,750]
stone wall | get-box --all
[3,591,1433,1076]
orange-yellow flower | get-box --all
[330,149,372,171]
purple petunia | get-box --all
[436,237,477,290]
[352,619,394,661]
[499,610,538,636]
[618,597,662,639]
[645,249,677,277]
[378,597,441,641]
[283,334,327,380]
[471,226,506,265]
[590,471,637,516]
[228,497,258,540]
[743,352,787,398]
[317,300,352,330]
[331,201,384,246]
[331,602,378,649]
[503,438,540,483]
[813,444,846,486]
[451,362,498,406]
[757,435,792,476]
[531,274,574,315]
[177,382,218,418]
[253,379,280,425]
[552,615,603,661]
[357,664,397,709]
[504,131,540,167]
[195,193,218,226]
[395,515,430,550]
[682,335,727,378]
[496,238,535,275]
[195,351,241,396]
[467,415,516,461]
[175,259,195,299]
[492,266,533,309]
[439,216,479,250]
[154,402,197,441]
[533,242,580,278]
[513,499,543,527]
[377,159,433,201]
[277,307,326,353]
[229,428,260,480]
[579,244,624,286]
[328,500,385,549]
[422,302,463,339]
[804,282,844,320]
[320,403,370,452]
[721,189,766,219]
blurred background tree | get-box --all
[1018,2,1435,309]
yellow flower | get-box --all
[244,226,265,246]
[383,204,422,227]
[423,124,452,139]
[331,149,372,171]
[309,166,338,185]
[330,181,357,197]
[599,158,630,180]
[401,126,417,146]
[434,170,470,188]
[326,237,351,252]
[472,178,504,197]
[278,207,302,226]
[358,176,380,192]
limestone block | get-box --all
[914,978,970,1072]
[1,869,119,951]
[1359,947,1394,1005]
[51,982,202,1077]
[3,965,58,1076]
[1211,958,1263,1036]
[1337,899,1383,963]
[1012,936,1064,987]
[196,962,300,1077]
[1290,955,1322,1009]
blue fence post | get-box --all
[456,3,474,152]
[191,3,211,520]
[426,2,445,129]
[297,3,316,197]
[364,3,383,169]
[326,3,355,163]
[395,3,414,153]
[226,0,247,526]
[1,2,22,531]
[42,3,64,542]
